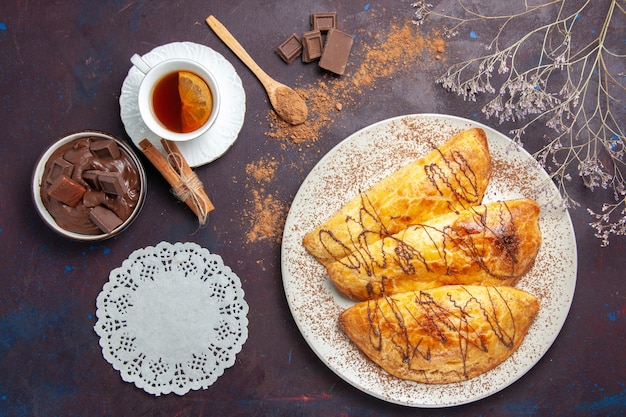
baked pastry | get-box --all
[302,128,492,267]
[326,198,542,301]
[339,285,539,384]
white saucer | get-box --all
[120,42,246,167]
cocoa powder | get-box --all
[273,86,308,125]
[243,157,286,244]
[244,188,287,244]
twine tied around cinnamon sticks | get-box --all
[139,138,214,225]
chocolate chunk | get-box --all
[302,30,324,63]
[47,175,87,207]
[89,205,123,233]
[319,29,353,75]
[82,170,101,190]
[310,12,337,31]
[276,33,302,64]
[97,171,127,196]
[46,158,74,184]
[90,139,121,159]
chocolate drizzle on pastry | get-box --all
[326,199,542,301]
[339,285,539,384]
[425,147,481,213]
[303,128,493,267]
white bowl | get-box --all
[32,130,147,241]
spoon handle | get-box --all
[206,15,273,88]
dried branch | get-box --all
[427,0,626,245]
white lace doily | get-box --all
[94,241,249,396]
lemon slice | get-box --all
[178,71,213,133]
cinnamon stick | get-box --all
[138,139,214,224]
[161,139,215,213]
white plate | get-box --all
[281,114,577,407]
[120,42,246,167]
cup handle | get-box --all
[130,54,152,75]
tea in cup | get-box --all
[131,54,220,141]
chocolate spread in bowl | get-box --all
[40,136,141,235]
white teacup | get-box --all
[131,54,220,142]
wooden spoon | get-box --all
[206,15,308,126]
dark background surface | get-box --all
[1,1,624,416]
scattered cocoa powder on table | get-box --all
[243,189,287,244]
[243,157,287,244]
[245,157,278,183]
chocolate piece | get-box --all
[47,175,87,207]
[97,171,127,196]
[90,139,121,159]
[82,170,101,190]
[319,29,353,75]
[311,12,337,31]
[302,30,324,63]
[46,158,74,184]
[89,205,123,233]
[276,33,302,64]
